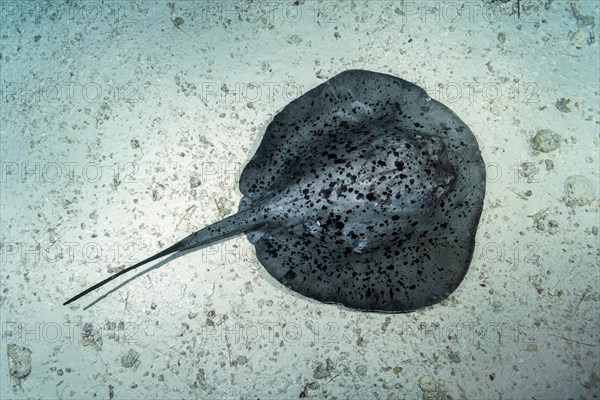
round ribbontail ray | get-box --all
[64,69,486,313]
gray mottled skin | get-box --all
[237,70,485,312]
[64,70,485,313]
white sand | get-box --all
[1,1,598,398]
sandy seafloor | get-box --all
[1,0,599,399]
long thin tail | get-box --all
[63,209,264,305]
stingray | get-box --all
[64,70,485,312]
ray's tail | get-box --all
[63,209,264,305]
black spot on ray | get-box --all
[64,70,485,313]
